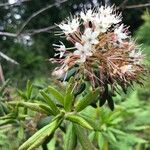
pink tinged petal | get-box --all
[80,55,86,62]
[52,68,65,78]
[59,52,65,58]
[114,24,128,42]
[120,65,132,74]
[73,50,81,56]
[53,42,66,58]
[57,17,79,34]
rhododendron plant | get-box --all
[1,4,148,150]
[51,5,145,109]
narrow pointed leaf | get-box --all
[74,83,86,97]
[47,86,64,104]
[1,102,9,114]
[64,93,74,112]
[107,94,114,111]
[40,90,59,115]
[59,67,77,81]
[64,77,75,111]
[9,101,54,115]
[0,104,5,115]
[19,117,62,150]
[79,114,97,130]
[17,89,27,100]
[66,114,93,130]
[26,80,33,99]
[74,125,97,150]
[99,98,107,107]
[106,131,117,143]
[76,88,99,112]
[97,132,104,149]
[66,77,75,94]
[64,123,77,150]
[99,84,108,107]
[0,119,16,126]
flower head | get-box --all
[94,6,121,33]
[114,24,129,43]
[53,41,66,58]
[57,17,80,35]
[51,5,145,100]
[82,28,99,45]
[80,9,93,22]
[74,43,92,62]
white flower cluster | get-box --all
[54,6,126,62]
[52,5,144,82]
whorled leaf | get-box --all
[47,86,64,104]
[9,101,54,115]
[73,124,97,150]
[19,116,63,150]
[66,114,93,130]
[64,123,77,150]
[76,88,99,112]
[40,90,60,115]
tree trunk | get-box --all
[0,63,5,84]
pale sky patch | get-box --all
[8,0,18,4]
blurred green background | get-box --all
[0,0,150,150]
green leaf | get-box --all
[108,110,121,122]
[0,119,16,126]
[97,132,104,150]
[26,80,33,99]
[107,94,114,111]
[74,124,97,150]
[64,77,75,111]
[17,89,27,100]
[1,102,9,114]
[109,128,126,135]
[9,101,54,115]
[64,93,74,112]
[59,67,77,81]
[66,77,75,94]
[79,114,98,130]
[106,130,117,143]
[18,126,24,140]
[66,114,93,130]
[64,123,77,150]
[0,103,5,115]
[47,86,64,104]
[37,116,52,129]
[76,88,99,112]
[125,134,147,144]
[0,113,13,120]
[74,82,86,97]
[19,117,62,150]
[40,90,60,115]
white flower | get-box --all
[94,6,121,33]
[82,28,99,45]
[99,6,113,16]
[120,65,133,74]
[98,6,121,24]
[129,49,142,58]
[74,43,92,62]
[53,41,66,58]
[57,17,79,35]
[80,9,94,23]
[129,49,143,64]
[52,68,65,78]
[114,24,128,43]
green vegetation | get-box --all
[0,1,150,150]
